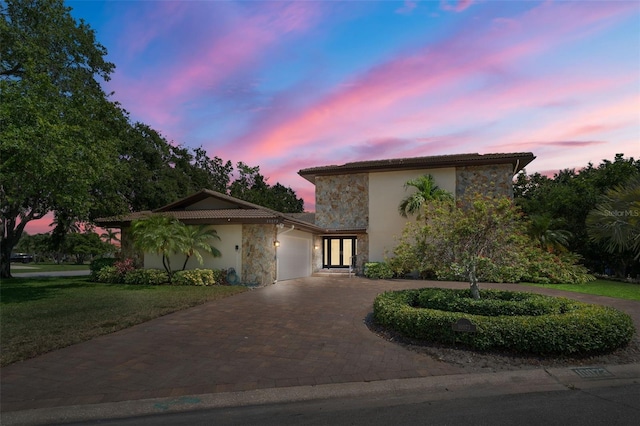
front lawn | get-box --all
[0,277,247,366]
[524,279,640,301]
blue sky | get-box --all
[59,0,640,213]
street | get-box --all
[67,383,640,426]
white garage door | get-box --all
[277,234,312,281]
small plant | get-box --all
[95,266,121,283]
[173,269,218,286]
[124,269,168,286]
[364,262,394,279]
[94,258,137,283]
[114,258,136,276]
[90,258,117,281]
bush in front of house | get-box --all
[123,269,168,286]
[364,262,394,279]
[90,257,117,281]
[93,258,136,283]
[373,288,634,355]
[173,269,219,286]
[95,266,121,283]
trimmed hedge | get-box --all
[373,288,635,355]
[124,269,168,285]
[364,262,394,279]
[173,269,219,286]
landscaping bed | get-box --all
[366,314,640,373]
[373,288,635,356]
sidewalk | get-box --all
[1,277,639,424]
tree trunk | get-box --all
[469,263,481,300]
[1,229,17,279]
[182,255,191,271]
[0,245,11,279]
[162,255,173,284]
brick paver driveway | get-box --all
[1,277,463,412]
[2,277,639,413]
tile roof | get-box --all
[286,212,316,225]
[298,152,535,183]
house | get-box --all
[98,152,535,284]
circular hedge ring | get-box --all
[372,288,635,355]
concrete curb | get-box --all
[3,363,638,426]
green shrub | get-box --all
[124,269,168,285]
[364,262,394,279]
[173,269,218,286]
[211,269,227,285]
[95,266,121,283]
[90,258,117,281]
[373,288,634,355]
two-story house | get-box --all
[98,152,534,284]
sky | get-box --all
[26,0,640,233]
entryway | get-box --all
[322,236,357,269]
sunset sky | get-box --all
[27,0,640,233]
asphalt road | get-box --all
[10,270,90,278]
[64,383,640,426]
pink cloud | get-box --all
[224,0,636,170]
[441,0,474,13]
[109,1,323,141]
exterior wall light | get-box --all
[274,240,280,247]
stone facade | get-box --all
[315,173,369,229]
[455,164,514,199]
[353,232,368,273]
[241,224,276,286]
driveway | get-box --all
[1,277,639,413]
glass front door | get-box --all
[323,237,357,268]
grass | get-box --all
[524,279,640,301]
[0,276,247,366]
[11,263,90,273]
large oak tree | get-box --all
[0,0,121,277]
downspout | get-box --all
[274,224,295,284]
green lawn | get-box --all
[0,276,247,366]
[524,279,640,301]
[11,262,90,273]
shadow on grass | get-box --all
[0,277,93,304]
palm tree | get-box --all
[131,215,183,282]
[100,229,120,245]
[398,174,453,218]
[526,214,572,252]
[587,175,640,260]
[177,225,222,270]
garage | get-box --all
[277,232,312,281]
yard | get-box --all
[1,276,638,367]
[525,279,640,301]
[0,276,247,366]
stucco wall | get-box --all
[315,174,369,229]
[368,168,456,262]
[144,224,243,276]
[455,164,514,199]
[242,224,276,286]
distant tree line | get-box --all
[0,0,302,278]
[514,154,640,278]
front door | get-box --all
[323,237,356,268]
